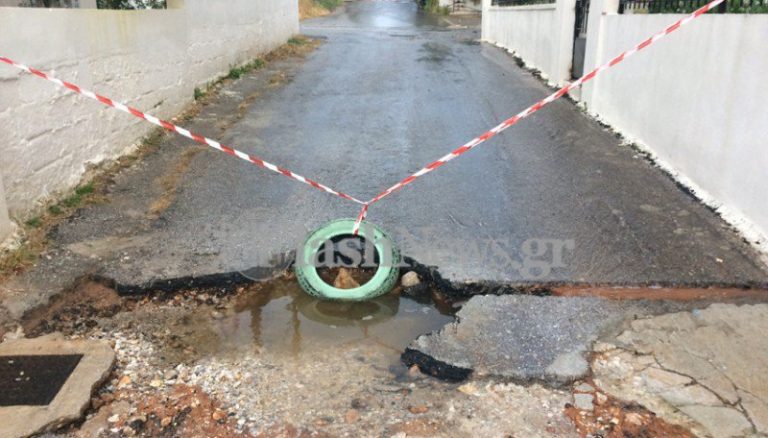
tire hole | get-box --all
[314,234,380,289]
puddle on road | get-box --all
[26,275,457,378]
[202,277,455,361]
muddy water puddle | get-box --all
[25,277,470,434]
[90,278,465,434]
[200,277,455,361]
[23,279,594,436]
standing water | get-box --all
[208,277,455,361]
[61,276,461,435]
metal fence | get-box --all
[491,0,555,6]
[16,0,76,6]
[96,0,166,8]
[15,0,167,7]
[619,0,768,13]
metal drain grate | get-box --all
[0,354,83,406]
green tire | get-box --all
[295,219,401,301]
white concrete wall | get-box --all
[481,0,576,86]
[482,0,768,249]
[582,13,768,247]
[0,0,298,218]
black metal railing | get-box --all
[96,0,166,9]
[492,0,555,6]
[17,0,167,8]
[16,0,76,6]
[574,0,591,36]
[619,0,768,13]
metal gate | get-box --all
[572,0,590,79]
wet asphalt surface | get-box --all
[41,0,768,289]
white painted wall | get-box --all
[483,0,768,250]
[582,13,768,248]
[481,0,576,86]
[0,0,298,219]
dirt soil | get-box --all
[21,280,123,338]
[11,275,701,438]
[318,267,378,289]
[16,277,552,437]
[564,379,695,438]
[88,384,246,438]
[299,0,333,20]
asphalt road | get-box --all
[47,0,768,289]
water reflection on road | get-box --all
[210,278,454,360]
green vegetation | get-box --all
[0,245,37,277]
[712,0,768,13]
[288,37,308,46]
[316,0,343,10]
[60,183,95,208]
[423,0,451,15]
[227,59,265,80]
[2,37,314,278]
[300,0,344,20]
[228,66,246,80]
[628,0,768,13]
[25,217,42,228]
[3,178,105,276]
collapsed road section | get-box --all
[1,0,767,436]
[4,268,768,437]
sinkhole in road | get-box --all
[21,272,460,369]
[203,276,456,361]
[15,277,473,434]
[315,234,380,289]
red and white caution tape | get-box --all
[0,56,365,206]
[352,0,725,232]
[0,0,724,236]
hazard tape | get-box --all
[353,0,726,233]
[0,0,724,236]
[0,57,365,206]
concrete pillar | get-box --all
[480,0,491,39]
[553,0,578,86]
[579,0,619,105]
[0,176,12,244]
